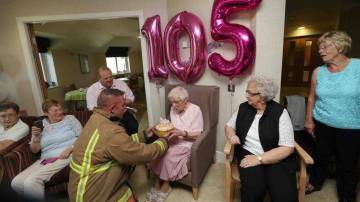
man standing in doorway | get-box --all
[86,66,138,135]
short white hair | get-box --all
[168,86,189,101]
[318,31,352,56]
[249,75,278,102]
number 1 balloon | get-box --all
[141,15,169,83]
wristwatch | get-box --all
[257,155,263,164]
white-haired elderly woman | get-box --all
[225,75,297,202]
[305,31,360,201]
[146,86,203,202]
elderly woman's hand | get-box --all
[304,120,315,137]
[31,126,41,137]
[58,147,72,159]
[240,155,261,168]
[31,126,42,144]
[229,135,240,145]
[169,128,187,138]
[165,128,185,143]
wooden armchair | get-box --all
[224,141,314,202]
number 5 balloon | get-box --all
[208,0,262,79]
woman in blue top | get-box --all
[11,99,82,200]
[305,31,360,202]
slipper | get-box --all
[154,187,172,202]
[145,188,159,202]
[305,183,321,195]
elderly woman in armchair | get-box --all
[146,86,203,202]
[11,99,82,200]
[225,75,297,202]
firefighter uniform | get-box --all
[68,108,168,202]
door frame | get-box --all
[16,11,155,125]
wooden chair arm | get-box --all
[295,142,314,165]
[224,141,232,155]
[224,141,235,163]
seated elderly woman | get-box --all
[146,86,203,202]
[225,75,297,202]
[11,99,82,200]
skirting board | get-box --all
[215,151,226,164]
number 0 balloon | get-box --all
[164,11,207,83]
[208,0,261,79]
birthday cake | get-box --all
[154,118,174,137]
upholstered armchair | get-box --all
[224,141,314,202]
[0,110,92,197]
[0,116,37,184]
[164,84,219,200]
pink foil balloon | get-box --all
[141,15,168,83]
[164,11,207,83]
[208,0,261,79]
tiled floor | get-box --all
[130,163,346,202]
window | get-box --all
[38,52,58,87]
[106,56,131,74]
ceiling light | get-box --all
[297,26,306,30]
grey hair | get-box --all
[168,86,189,101]
[318,31,352,56]
[97,88,124,107]
[248,75,278,102]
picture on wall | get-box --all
[79,54,90,73]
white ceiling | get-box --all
[33,17,141,54]
[285,0,360,37]
[33,1,360,50]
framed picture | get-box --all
[79,54,90,73]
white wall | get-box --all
[0,0,286,159]
[0,0,168,115]
[165,0,286,160]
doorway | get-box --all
[17,11,153,130]
[280,35,322,103]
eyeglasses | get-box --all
[171,99,186,105]
[246,90,260,97]
[319,43,334,50]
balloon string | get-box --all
[156,84,164,116]
[230,87,233,117]
[231,92,233,116]
[229,79,235,116]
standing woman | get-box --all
[305,31,360,202]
